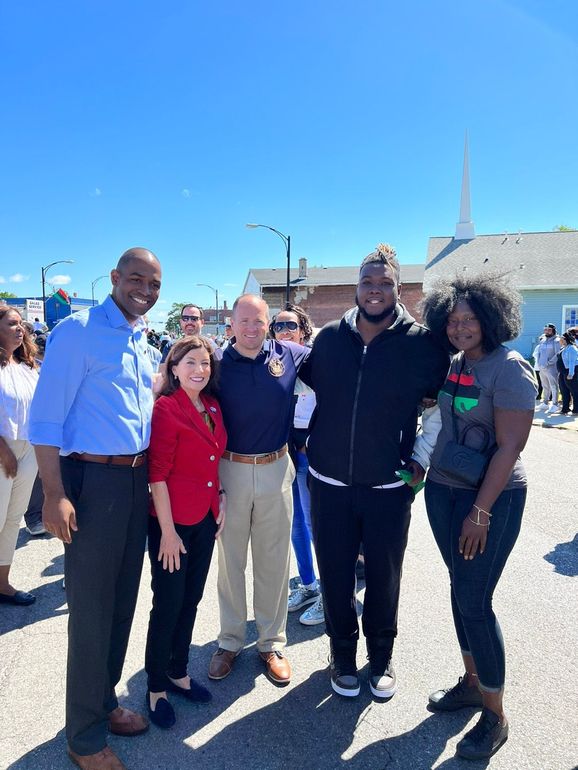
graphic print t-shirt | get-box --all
[428,346,537,490]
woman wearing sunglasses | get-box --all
[269,304,324,627]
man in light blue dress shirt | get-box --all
[29,248,162,770]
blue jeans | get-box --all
[425,479,526,692]
[290,452,316,586]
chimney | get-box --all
[299,257,307,278]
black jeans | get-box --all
[308,474,413,652]
[559,372,578,413]
[425,479,526,692]
[61,457,149,755]
[23,472,43,528]
[145,512,216,692]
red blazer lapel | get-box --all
[173,387,224,449]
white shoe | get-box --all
[288,584,319,612]
[535,403,548,411]
[299,595,325,626]
[546,405,560,414]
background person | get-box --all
[270,303,324,627]
[0,307,39,605]
[24,332,48,537]
[145,337,226,729]
[422,273,536,761]
[535,323,561,413]
[557,331,578,415]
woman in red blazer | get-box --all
[145,336,227,729]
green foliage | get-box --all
[0,291,17,299]
[164,302,186,335]
[553,224,577,231]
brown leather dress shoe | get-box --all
[67,745,127,770]
[259,650,291,684]
[208,647,240,680]
[107,706,149,737]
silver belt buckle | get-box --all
[131,454,141,468]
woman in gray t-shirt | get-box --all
[421,273,536,761]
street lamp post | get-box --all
[41,259,74,320]
[245,223,291,305]
[196,283,219,336]
[91,275,108,306]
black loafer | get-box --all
[146,693,176,729]
[0,590,36,606]
[456,707,509,760]
[166,677,212,703]
[429,676,483,711]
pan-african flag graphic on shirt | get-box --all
[439,370,480,413]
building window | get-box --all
[562,305,578,331]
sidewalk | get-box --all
[532,402,578,432]
[1,426,577,769]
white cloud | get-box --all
[156,299,168,305]
[0,276,5,284]
[9,273,29,283]
[50,274,72,285]
[181,188,191,198]
[90,187,102,197]
[224,282,238,287]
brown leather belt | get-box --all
[68,452,147,468]
[222,445,288,465]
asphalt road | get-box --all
[1,423,577,770]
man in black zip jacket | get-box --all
[298,244,448,699]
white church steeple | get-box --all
[454,132,475,241]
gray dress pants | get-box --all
[61,456,149,756]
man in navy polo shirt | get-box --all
[208,294,309,685]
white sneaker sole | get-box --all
[288,595,319,612]
[369,680,397,699]
[299,613,325,626]
[331,678,360,697]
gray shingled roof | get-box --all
[425,231,578,290]
[248,264,424,288]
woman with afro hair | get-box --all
[421,273,536,760]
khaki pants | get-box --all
[0,439,37,565]
[217,453,295,652]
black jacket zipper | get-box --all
[348,344,367,483]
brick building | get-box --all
[243,258,424,327]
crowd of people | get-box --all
[3,242,575,769]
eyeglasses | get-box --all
[181,315,201,322]
[273,321,299,333]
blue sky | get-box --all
[1,0,577,328]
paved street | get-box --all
[1,423,577,770]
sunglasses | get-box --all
[181,315,201,322]
[273,321,299,333]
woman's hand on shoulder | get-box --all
[158,528,187,572]
[458,508,489,560]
